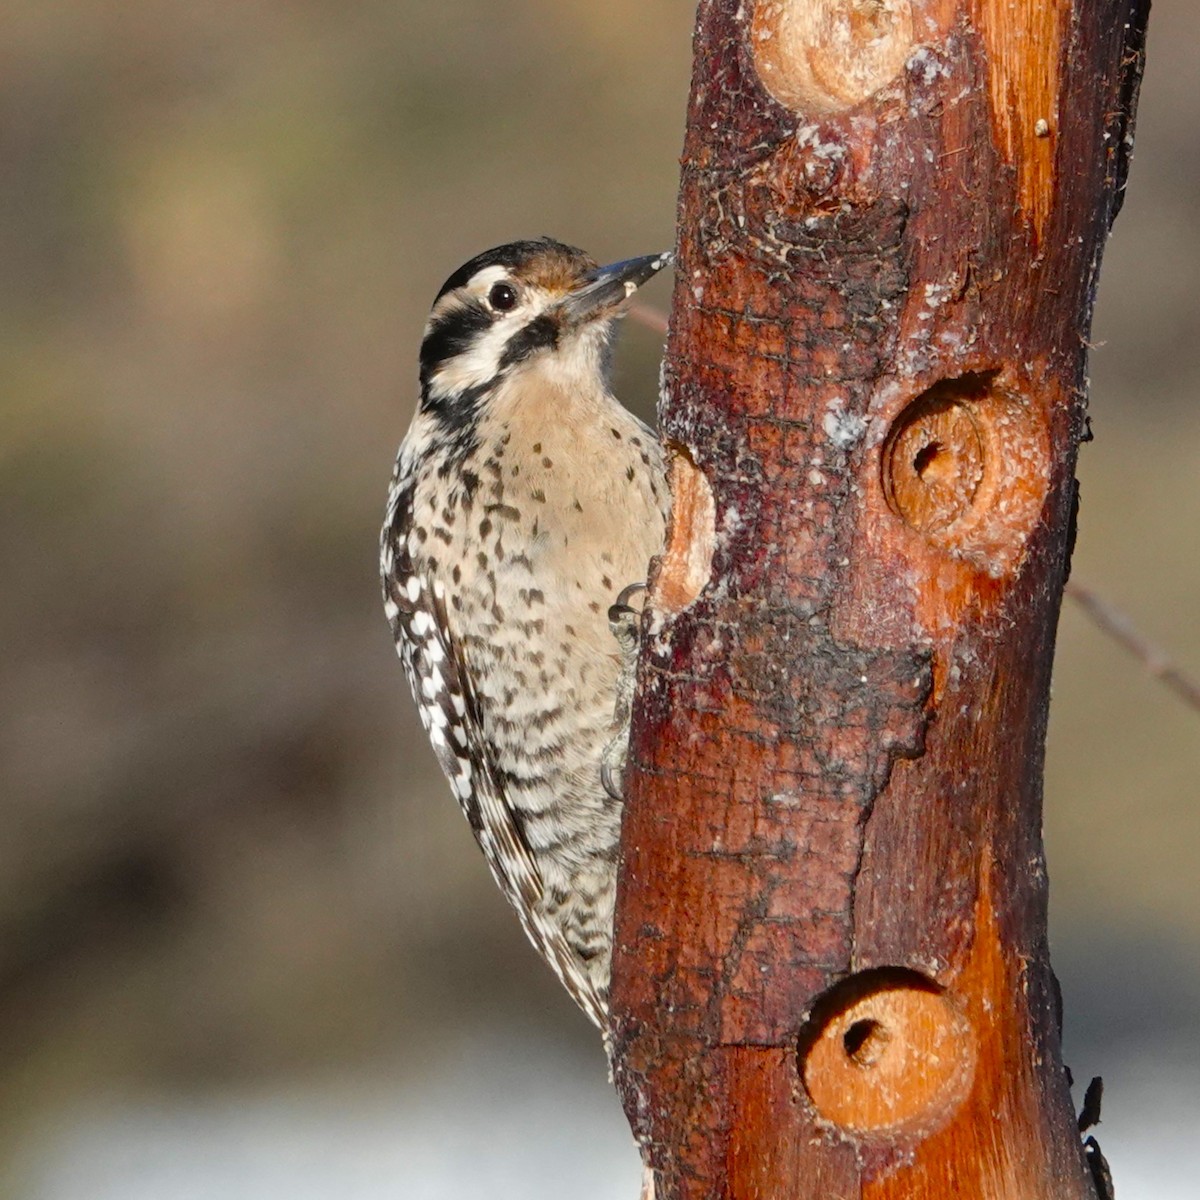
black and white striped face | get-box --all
[416,238,671,431]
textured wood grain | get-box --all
[973,0,1066,240]
[609,0,1151,1196]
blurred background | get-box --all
[0,2,1195,1196]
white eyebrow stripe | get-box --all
[467,265,513,292]
[426,265,514,328]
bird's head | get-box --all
[417,238,672,425]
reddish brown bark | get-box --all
[610,2,1150,1198]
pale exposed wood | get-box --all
[974,0,1066,240]
[654,451,715,614]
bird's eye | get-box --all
[488,282,519,312]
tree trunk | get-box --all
[610,2,1150,1198]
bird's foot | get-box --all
[601,583,646,801]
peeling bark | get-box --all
[610,1,1151,1197]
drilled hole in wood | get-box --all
[884,396,984,532]
[750,0,914,115]
[843,1017,889,1066]
[880,371,1050,575]
[912,439,943,479]
[798,967,975,1136]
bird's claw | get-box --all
[600,742,626,802]
[602,581,647,801]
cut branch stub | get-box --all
[751,0,916,114]
[878,371,1051,575]
[610,0,1151,1197]
[799,968,976,1137]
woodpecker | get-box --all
[380,238,672,1025]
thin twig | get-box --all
[626,302,669,337]
[1065,579,1200,713]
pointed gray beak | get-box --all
[559,250,674,326]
